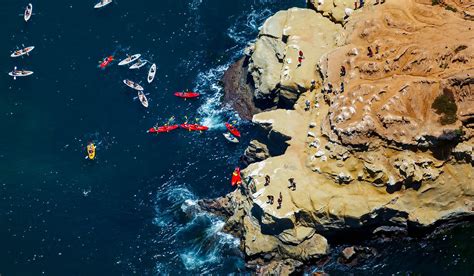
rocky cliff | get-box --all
[213,0,474,273]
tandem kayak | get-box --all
[147,63,156,83]
[138,91,149,108]
[10,46,35,58]
[225,122,241,138]
[231,167,242,186]
[24,3,32,22]
[223,132,239,143]
[8,67,33,80]
[123,79,144,91]
[94,0,112,9]
[174,92,200,99]
[87,143,96,160]
[118,54,141,66]
[180,123,209,131]
[99,55,114,68]
[129,59,147,69]
[147,125,179,133]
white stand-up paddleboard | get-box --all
[9,67,34,80]
[147,63,156,83]
[10,46,35,58]
[118,54,140,66]
[129,60,147,70]
[94,0,112,9]
[123,79,144,91]
[24,3,32,22]
[138,91,149,108]
[223,132,239,143]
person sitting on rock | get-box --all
[267,195,274,205]
[277,193,282,209]
[288,178,296,191]
[340,65,346,77]
[328,83,333,94]
[265,175,270,186]
[297,56,304,67]
[305,100,311,111]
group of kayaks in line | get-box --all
[8,4,34,80]
[147,122,241,142]
[86,121,242,159]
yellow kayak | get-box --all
[87,143,96,160]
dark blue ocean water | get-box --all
[0,0,472,275]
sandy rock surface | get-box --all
[214,0,474,272]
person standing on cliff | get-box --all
[267,195,274,205]
[264,175,270,186]
[297,50,305,67]
[367,46,374,57]
[277,193,282,209]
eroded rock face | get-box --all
[242,140,271,166]
[321,0,474,149]
[307,0,356,23]
[248,8,342,108]
[222,56,264,120]
[210,0,474,272]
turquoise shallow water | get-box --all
[0,0,472,275]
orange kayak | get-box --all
[231,167,242,186]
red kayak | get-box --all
[180,123,209,131]
[100,56,114,68]
[174,92,200,99]
[225,122,241,138]
[148,125,179,133]
[231,167,242,186]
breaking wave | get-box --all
[152,179,242,273]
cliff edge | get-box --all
[212,0,474,273]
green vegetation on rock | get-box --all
[432,92,458,125]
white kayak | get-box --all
[123,79,143,91]
[118,54,140,66]
[94,0,112,9]
[24,3,32,22]
[138,91,149,108]
[9,67,33,80]
[10,46,35,58]
[129,59,147,70]
[223,132,239,143]
[147,63,156,83]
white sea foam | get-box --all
[194,64,233,129]
[227,8,273,46]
